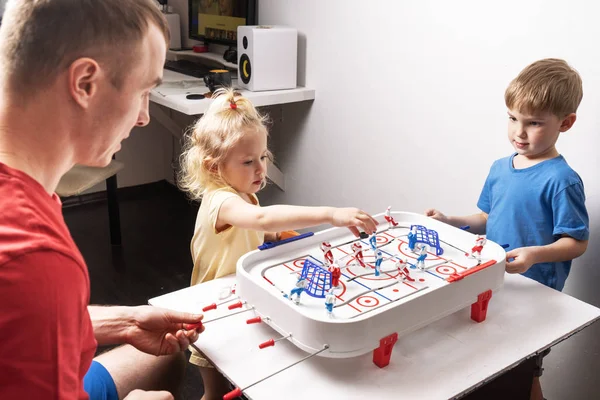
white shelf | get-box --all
[151,69,315,116]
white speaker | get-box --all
[237,26,298,92]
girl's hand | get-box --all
[331,208,378,237]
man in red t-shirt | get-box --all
[0,1,204,399]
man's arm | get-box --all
[89,305,205,356]
[88,305,134,345]
[0,251,91,399]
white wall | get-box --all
[257,0,600,262]
[259,0,600,213]
[129,0,600,260]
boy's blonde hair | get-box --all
[505,58,583,118]
[0,0,169,96]
[179,88,271,200]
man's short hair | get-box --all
[0,0,169,94]
[505,58,583,118]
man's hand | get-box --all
[505,246,540,274]
[124,306,204,356]
[124,389,173,400]
[331,208,378,237]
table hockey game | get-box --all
[211,210,506,399]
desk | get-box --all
[149,274,600,400]
[149,70,315,190]
[151,70,315,116]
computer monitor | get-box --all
[189,0,257,47]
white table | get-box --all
[149,273,600,400]
[149,70,315,190]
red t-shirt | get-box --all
[0,163,97,399]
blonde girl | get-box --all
[179,88,377,400]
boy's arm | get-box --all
[425,209,488,234]
[218,196,378,236]
[446,212,488,234]
[505,236,588,274]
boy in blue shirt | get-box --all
[425,58,589,400]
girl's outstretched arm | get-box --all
[218,197,378,237]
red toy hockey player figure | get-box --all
[351,242,366,268]
[320,241,334,266]
[384,206,399,229]
[468,235,487,264]
[395,258,414,282]
[328,262,342,287]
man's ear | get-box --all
[559,113,577,132]
[68,58,101,109]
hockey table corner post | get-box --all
[470,289,493,323]
[372,332,399,368]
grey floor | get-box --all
[63,181,600,400]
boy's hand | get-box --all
[505,247,540,274]
[331,208,378,237]
[424,208,449,224]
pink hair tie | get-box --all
[230,102,237,110]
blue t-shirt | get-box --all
[477,153,589,291]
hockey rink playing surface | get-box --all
[259,227,492,320]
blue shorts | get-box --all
[84,361,119,400]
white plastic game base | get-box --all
[236,212,506,367]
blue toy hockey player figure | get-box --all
[289,277,307,304]
[416,245,428,270]
[407,226,418,252]
[369,232,378,252]
[374,250,384,276]
[324,288,336,316]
